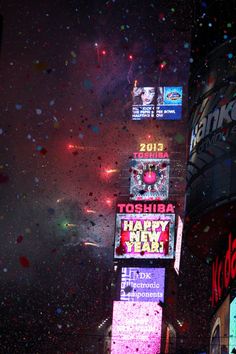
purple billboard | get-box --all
[120,267,165,302]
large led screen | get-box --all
[114,213,175,259]
[132,86,182,120]
[120,267,165,302]
[129,158,170,201]
[111,301,162,354]
[230,295,236,353]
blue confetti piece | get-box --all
[16,104,23,110]
[48,208,55,215]
[91,125,99,133]
[36,108,42,115]
[83,79,93,90]
[228,53,233,59]
[36,145,43,151]
[130,160,137,167]
[79,133,84,139]
[56,308,62,314]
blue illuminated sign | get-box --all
[132,86,182,121]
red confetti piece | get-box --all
[40,148,48,155]
[0,173,9,183]
[115,245,126,256]
[19,256,30,268]
[16,235,23,243]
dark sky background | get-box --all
[0,0,220,353]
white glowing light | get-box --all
[105,169,118,174]
[84,242,99,248]
[85,208,96,214]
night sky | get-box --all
[0,0,231,353]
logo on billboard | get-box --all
[211,232,236,307]
[120,267,165,302]
[190,98,236,153]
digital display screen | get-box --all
[120,267,165,302]
[174,216,183,275]
[129,158,170,201]
[111,301,162,354]
[114,213,175,259]
[229,295,236,353]
[132,86,182,120]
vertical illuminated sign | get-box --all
[111,301,162,354]
[174,217,183,275]
[229,295,236,353]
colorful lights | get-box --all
[84,241,99,248]
[84,208,96,214]
[101,49,107,56]
[160,61,167,69]
[128,54,133,61]
[98,317,109,329]
[67,143,95,152]
[105,168,118,174]
[105,198,112,206]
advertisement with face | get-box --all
[132,86,182,120]
[129,158,170,201]
[132,87,155,119]
[114,212,175,259]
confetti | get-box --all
[19,256,30,268]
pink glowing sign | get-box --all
[111,301,162,354]
[174,216,183,275]
[129,158,170,201]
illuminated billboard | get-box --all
[111,301,162,354]
[114,212,175,259]
[129,158,170,201]
[120,267,165,302]
[230,293,236,354]
[132,86,182,120]
[174,216,183,275]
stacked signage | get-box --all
[111,85,184,353]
